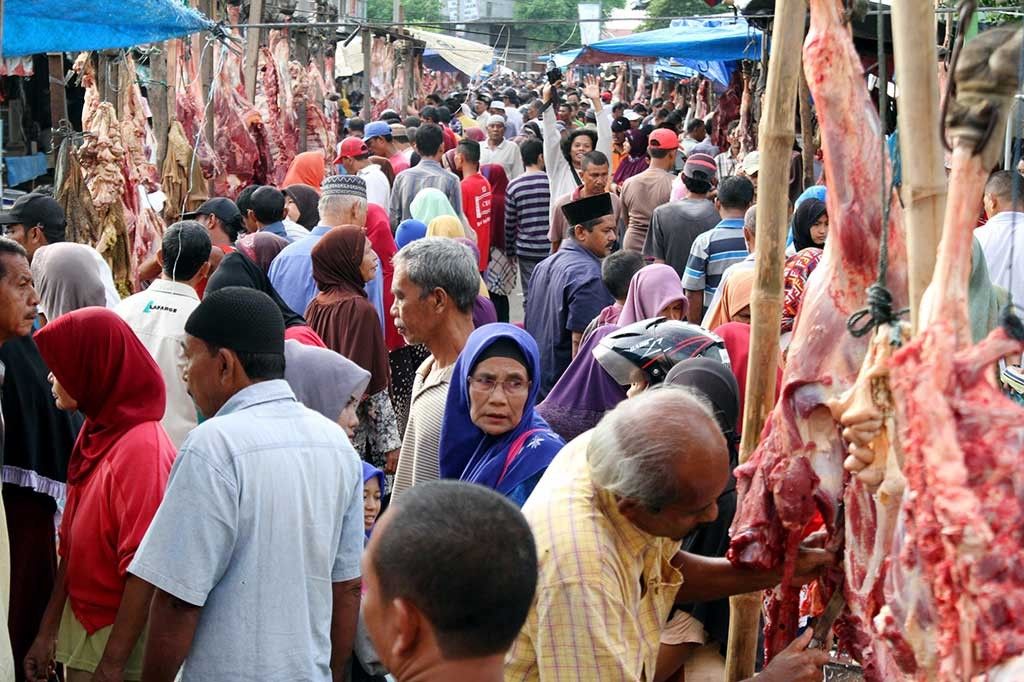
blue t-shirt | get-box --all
[129,380,364,681]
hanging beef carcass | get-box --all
[866,24,1024,681]
[77,101,133,296]
[726,0,908,674]
[259,31,297,185]
[174,40,220,179]
[712,69,742,151]
[301,61,336,155]
[738,65,757,156]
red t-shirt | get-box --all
[442,126,458,152]
[60,421,176,633]
[389,151,410,175]
[462,173,493,271]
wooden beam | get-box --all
[46,53,68,130]
[198,0,215,195]
[891,0,946,332]
[149,44,170,172]
[361,27,372,120]
[725,1,807,678]
[243,0,264,103]
[799,68,815,190]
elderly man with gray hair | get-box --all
[505,388,834,682]
[389,238,479,501]
[268,175,374,317]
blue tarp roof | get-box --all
[3,0,214,57]
[574,18,762,65]
[655,58,736,88]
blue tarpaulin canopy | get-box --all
[655,58,735,89]
[573,18,762,65]
[2,0,214,58]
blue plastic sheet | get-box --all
[655,58,736,88]
[3,0,213,58]
[5,153,48,187]
[575,18,762,65]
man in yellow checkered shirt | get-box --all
[504,389,833,682]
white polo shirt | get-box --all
[358,163,392,210]
[115,279,201,447]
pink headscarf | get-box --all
[617,263,688,326]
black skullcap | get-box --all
[186,286,285,354]
[561,192,614,227]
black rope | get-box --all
[847,0,906,340]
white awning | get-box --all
[407,28,494,77]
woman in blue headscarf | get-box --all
[439,324,565,506]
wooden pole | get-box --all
[198,0,215,195]
[46,53,68,129]
[149,45,170,172]
[799,68,815,190]
[361,27,372,120]
[891,0,946,331]
[243,0,264,103]
[724,0,807,679]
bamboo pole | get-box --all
[149,45,170,172]
[891,0,946,331]
[724,0,807,679]
[361,28,372,120]
[243,0,264,103]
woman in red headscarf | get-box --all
[305,227,401,472]
[481,164,513,322]
[27,308,175,682]
[282,150,326,188]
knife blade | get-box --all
[809,581,846,650]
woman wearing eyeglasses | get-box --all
[438,324,565,506]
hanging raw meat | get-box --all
[738,65,757,156]
[258,30,297,185]
[300,61,335,155]
[72,52,100,133]
[117,53,159,188]
[726,0,908,674]
[77,101,132,296]
[174,40,220,179]
[712,69,742,150]
[54,136,101,247]
[875,24,1024,681]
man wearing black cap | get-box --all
[182,197,243,249]
[129,287,364,681]
[0,192,120,306]
[524,193,616,396]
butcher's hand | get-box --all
[789,545,835,587]
[841,415,884,487]
[384,449,400,475]
[750,630,830,682]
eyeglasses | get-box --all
[467,375,530,396]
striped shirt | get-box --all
[682,218,749,310]
[504,171,552,261]
[504,433,683,681]
[390,357,454,500]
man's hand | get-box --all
[24,633,56,682]
[385,449,400,475]
[789,546,836,587]
[542,83,556,105]
[582,75,601,103]
[754,630,831,681]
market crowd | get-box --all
[0,69,1020,682]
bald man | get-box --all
[505,389,834,682]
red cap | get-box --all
[648,128,679,151]
[601,90,613,103]
[333,136,369,164]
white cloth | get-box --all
[481,139,525,180]
[115,279,201,447]
[542,100,611,229]
[89,248,121,306]
[358,163,392,209]
[504,106,524,140]
[283,219,311,242]
[975,211,1024,306]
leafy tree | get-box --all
[515,0,627,54]
[367,0,441,23]
[642,0,730,30]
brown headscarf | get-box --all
[305,226,390,395]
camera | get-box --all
[546,60,563,86]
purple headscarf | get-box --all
[535,325,627,442]
[613,128,651,185]
[617,264,688,327]
[362,460,386,538]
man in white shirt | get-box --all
[480,115,524,180]
[977,169,1024,306]
[116,221,211,446]
[335,137,391,210]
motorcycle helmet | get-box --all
[593,317,730,387]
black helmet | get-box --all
[593,318,730,387]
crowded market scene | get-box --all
[0,0,1022,679]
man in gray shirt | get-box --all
[130,287,364,681]
[388,123,464,228]
[643,153,721,278]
